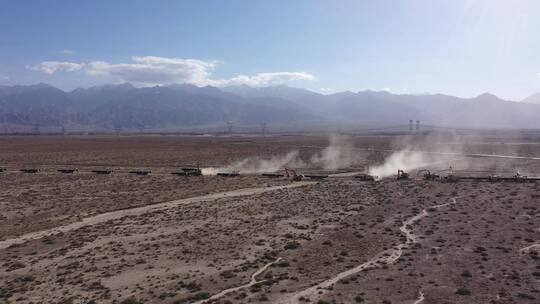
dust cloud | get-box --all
[368,150,430,178]
[310,135,363,170]
[203,135,363,175]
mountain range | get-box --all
[1,83,540,132]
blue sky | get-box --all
[1,0,539,99]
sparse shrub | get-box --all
[461,270,472,277]
[7,261,26,271]
[120,297,142,304]
[284,241,300,250]
[455,288,471,295]
[516,293,535,300]
[220,270,235,279]
[277,260,290,267]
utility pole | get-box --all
[113,125,122,136]
[227,121,233,134]
[260,122,267,137]
[416,120,420,132]
[409,120,413,132]
[134,122,144,134]
[33,123,40,135]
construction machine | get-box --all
[443,166,460,182]
[355,173,376,181]
[418,169,439,181]
[513,172,527,183]
[397,169,409,180]
[285,168,303,181]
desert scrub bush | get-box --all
[455,288,471,295]
[284,241,300,250]
[461,270,472,277]
[120,297,142,304]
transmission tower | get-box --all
[409,120,413,132]
[227,121,233,134]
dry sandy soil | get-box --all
[0,134,539,304]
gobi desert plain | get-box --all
[0,134,538,304]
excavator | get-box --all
[397,169,409,180]
[284,167,303,181]
[444,166,460,182]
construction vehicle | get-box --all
[217,172,240,177]
[442,166,460,182]
[488,174,500,182]
[418,169,439,181]
[183,166,202,176]
[285,167,303,181]
[20,168,40,174]
[513,172,527,183]
[354,173,376,181]
[397,169,409,180]
[172,167,202,176]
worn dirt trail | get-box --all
[413,290,425,304]
[281,198,457,303]
[191,258,282,304]
[519,243,540,254]
[0,182,316,250]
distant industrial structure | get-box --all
[409,120,420,132]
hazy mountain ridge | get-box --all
[0,84,316,130]
[228,86,540,128]
[1,83,540,130]
[522,92,540,104]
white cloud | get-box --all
[86,56,216,86]
[1,75,9,80]
[27,61,84,74]
[216,72,314,87]
[60,49,75,54]
[28,56,314,87]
